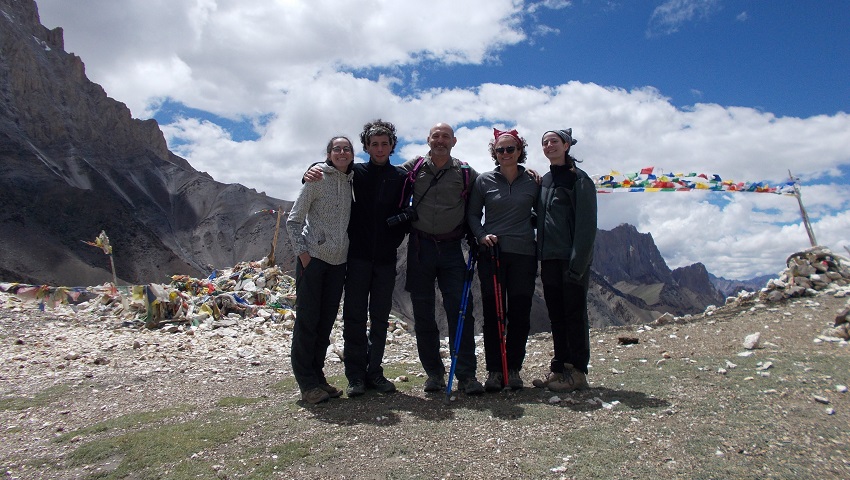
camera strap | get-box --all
[408,167,447,213]
[399,156,470,208]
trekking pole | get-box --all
[491,244,509,388]
[445,246,477,404]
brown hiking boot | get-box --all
[319,383,343,398]
[548,364,589,392]
[301,387,330,404]
[532,371,565,389]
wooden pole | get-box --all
[268,205,283,266]
[789,170,817,247]
[109,254,118,295]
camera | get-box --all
[386,206,418,226]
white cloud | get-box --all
[528,0,573,14]
[647,0,721,37]
[34,0,850,280]
[39,0,526,117]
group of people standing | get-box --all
[285,120,597,405]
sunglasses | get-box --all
[331,146,353,153]
[495,146,517,154]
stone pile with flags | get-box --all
[0,257,301,329]
[758,246,850,302]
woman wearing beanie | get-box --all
[532,128,597,392]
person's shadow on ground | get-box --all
[301,385,670,426]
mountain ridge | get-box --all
[1,0,731,329]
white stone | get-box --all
[743,332,760,349]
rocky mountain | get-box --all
[710,272,774,297]
[592,224,726,316]
[0,0,294,286]
[0,0,727,332]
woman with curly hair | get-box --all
[467,128,539,391]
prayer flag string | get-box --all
[594,167,798,195]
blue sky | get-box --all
[35,0,850,280]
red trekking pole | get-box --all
[491,244,509,388]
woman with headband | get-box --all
[467,128,539,390]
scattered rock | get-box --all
[743,332,761,350]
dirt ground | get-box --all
[1,291,849,479]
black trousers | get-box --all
[477,250,537,372]
[405,235,477,381]
[291,257,346,392]
[342,257,396,383]
[540,259,590,374]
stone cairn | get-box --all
[759,246,850,302]
[717,246,850,340]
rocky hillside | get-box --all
[0,0,293,287]
[593,224,726,316]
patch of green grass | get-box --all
[269,376,298,393]
[63,413,246,479]
[54,406,192,444]
[0,385,71,410]
[242,441,313,479]
[216,396,266,407]
[383,363,425,393]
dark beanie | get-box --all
[543,128,577,147]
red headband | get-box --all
[493,128,521,146]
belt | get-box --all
[411,226,464,242]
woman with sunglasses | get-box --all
[286,136,355,404]
[467,128,539,391]
[532,129,597,392]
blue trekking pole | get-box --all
[445,245,478,404]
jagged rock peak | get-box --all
[593,223,673,285]
[1,0,170,161]
[2,0,63,49]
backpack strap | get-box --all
[399,156,426,208]
[399,156,471,207]
[459,161,471,201]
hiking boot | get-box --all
[366,375,397,394]
[484,371,503,392]
[319,382,343,398]
[532,370,565,389]
[548,364,589,392]
[507,370,523,390]
[458,377,485,395]
[301,387,330,404]
[423,375,446,393]
[565,366,589,391]
[346,380,366,397]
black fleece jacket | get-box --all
[347,160,409,265]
